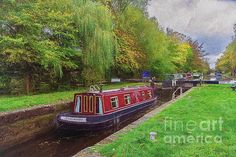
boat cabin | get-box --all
[71,86,154,115]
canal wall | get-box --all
[0,101,72,150]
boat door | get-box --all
[82,95,103,115]
[82,95,94,114]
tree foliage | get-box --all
[74,0,117,84]
[118,7,175,77]
[98,0,150,13]
[0,0,82,93]
[113,30,143,78]
[0,0,117,93]
[216,39,236,76]
[167,29,210,73]
[216,24,236,76]
[0,0,210,94]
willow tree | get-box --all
[73,0,117,85]
[0,0,118,94]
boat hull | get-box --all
[56,97,157,131]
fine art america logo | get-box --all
[163,117,223,144]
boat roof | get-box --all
[75,86,152,96]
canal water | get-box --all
[1,130,111,157]
[1,88,180,157]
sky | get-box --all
[148,0,236,68]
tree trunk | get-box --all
[24,74,31,95]
[232,69,236,77]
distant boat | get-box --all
[56,85,157,131]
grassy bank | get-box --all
[0,82,146,112]
[97,85,236,157]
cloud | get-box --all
[148,0,236,68]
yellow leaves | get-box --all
[47,11,72,20]
[116,29,146,69]
[173,42,192,66]
[179,42,192,50]
[3,48,37,63]
[116,52,139,71]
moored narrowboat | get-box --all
[56,85,157,131]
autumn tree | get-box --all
[216,39,236,76]
[167,29,210,73]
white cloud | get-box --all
[148,0,236,68]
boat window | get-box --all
[75,96,81,113]
[111,97,119,108]
[148,91,152,99]
[95,97,103,114]
[89,96,93,112]
[84,96,88,112]
[142,91,146,100]
[124,94,131,105]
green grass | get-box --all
[0,82,146,112]
[96,85,236,157]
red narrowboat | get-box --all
[56,85,157,131]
